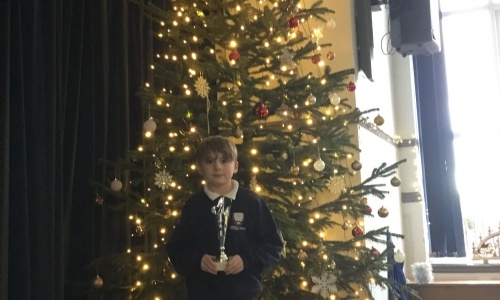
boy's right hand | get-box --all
[201,254,217,275]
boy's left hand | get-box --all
[225,255,244,275]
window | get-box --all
[440,0,500,256]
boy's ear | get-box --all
[233,161,239,173]
[195,164,202,175]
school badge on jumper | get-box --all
[232,212,244,227]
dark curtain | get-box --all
[413,22,466,257]
[1,0,145,298]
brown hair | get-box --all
[195,136,238,164]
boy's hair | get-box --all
[195,136,238,164]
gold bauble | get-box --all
[374,114,385,126]
[93,275,104,289]
[390,176,401,187]
[351,160,362,171]
[377,206,389,218]
[290,164,300,175]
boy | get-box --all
[167,136,283,300]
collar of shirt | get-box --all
[204,179,239,201]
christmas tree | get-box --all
[87,0,411,299]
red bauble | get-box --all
[255,103,269,118]
[364,205,372,215]
[352,226,364,237]
[347,81,356,92]
[311,54,321,64]
[287,16,299,28]
[327,51,336,60]
[229,50,240,62]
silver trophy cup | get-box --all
[212,197,232,271]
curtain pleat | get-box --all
[1,1,11,299]
[414,43,466,257]
[2,0,144,298]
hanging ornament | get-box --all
[290,164,300,175]
[328,92,341,106]
[276,102,293,119]
[347,81,356,92]
[377,206,389,218]
[255,102,269,118]
[390,176,401,187]
[352,225,364,237]
[136,225,145,236]
[311,54,321,64]
[229,49,240,62]
[370,247,381,259]
[110,179,123,192]
[233,127,243,138]
[298,249,308,260]
[313,158,325,172]
[281,152,289,160]
[327,51,336,60]
[153,156,163,169]
[93,275,104,289]
[313,26,324,43]
[351,160,362,171]
[280,48,295,68]
[311,272,338,298]
[95,194,104,206]
[250,174,258,191]
[342,222,349,230]
[374,114,385,126]
[327,175,346,193]
[194,76,210,99]
[155,170,173,191]
[364,204,372,215]
[287,16,299,29]
[195,76,211,133]
[394,250,406,263]
[327,18,337,29]
[143,118,157,132]
[306,94,316,105]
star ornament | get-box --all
[280,48,295,68]
[194,76,210,99]
[311,272,338,298]
[155,170,173,191]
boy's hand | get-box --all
[225,255,244,275]
[201,254,217,275]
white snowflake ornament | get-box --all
[155,170,173,191]
[327,175,346,193]
[194,76,210,99]
[311,272,338,298]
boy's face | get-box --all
[196,151,238,192]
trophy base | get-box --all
[215,261,227,272]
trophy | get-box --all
[211,197,232,271]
